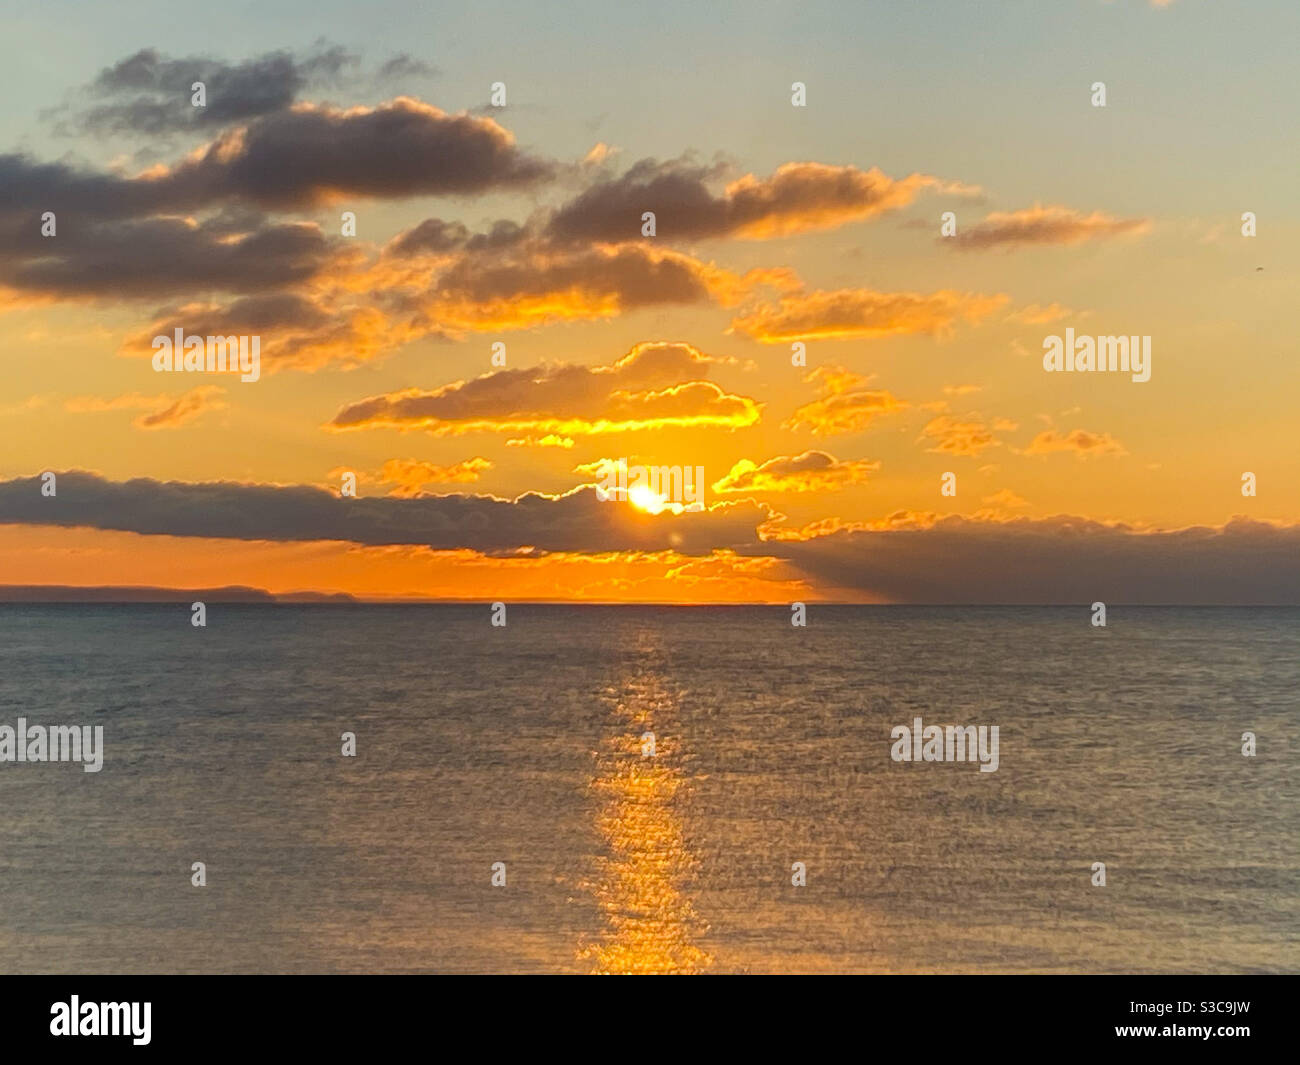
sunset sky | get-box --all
[1,0,1297,602]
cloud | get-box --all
[378,457,492,496]
[374,54,438,82]
[731,287,1007,343]
[64,386,227,429]
[149,98,555,209]
[919,414,1009,457]
[1005,302,1074,325]
[782,366,907,437]
[712,451,879,494]
[134,386,228,429]
[67,45,358,136]
[1,216,348,300]
[329,341,763,436]
[4,475,1296,604]
[980,489,1031,509]
[0,471,767,557]
[2,98,555,230]
[418,242,761,332]
[547,157,979,243]
[387,218,526,258]
[1021,428,1127,458]
[947,204,1149,250]
[506,435,574,449]
[778,515,1300,604]
[119,291,403,373]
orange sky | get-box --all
[2,6,1297,603]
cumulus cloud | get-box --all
[378,457,492,496]
[777,515,1300,604]
[1021,428,1127,458]
[712,451,879,494]
[66,45,358,136]
[4,472,1296,603]
[1,216,347,300]
[387,218,526,258]
[731,286,1007,343]
[329,341,763,436]
[547,157,978,243]
[149,98,555,209]
[919,414,1014,457]
[946,204,1149,250]
[0,471,767,557]
[782,366,907,437]
[419,242,758,332]
[118,291,403,374]
[2,98,554,231]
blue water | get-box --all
[0,605,1295,973]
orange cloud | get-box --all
[782,366,907,437]
[379,457,493,496]
[330,341,763,437]
[1005,302,1074,325]
[419,242,779,333]
[731,287,1007,343]
[981,489,1031,509]
[712,451,879,494]
[65,386,228,429]
[1021,429,1127,458]
[506,435,575,449]
[919,414,1007,457]
[118,292,411,374]
[948,204,1149,250]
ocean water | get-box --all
[0,604,1295,974]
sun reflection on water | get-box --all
[579,645,711,974]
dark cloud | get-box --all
[388,217,527,257]
[0,153,158,227]
[152,99,555,209]
[430,241,718,313]
[2,98,554,231]
[0,216,343,298]
[546,158,970,244]
[118,291,400,374]
[375,55,439,82]
[71,46,356,135]
[3,472,1294,602]
[778,516,1300,604]
[0,471,766,557]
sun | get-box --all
[627,483,667,514]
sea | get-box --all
[0,604,1295,974]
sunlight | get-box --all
[627,483,667,514]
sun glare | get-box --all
[627,484,667,514]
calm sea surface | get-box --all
[0,605,1295,974]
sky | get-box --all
[0,0,1297,603]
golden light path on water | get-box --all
[579,632,711,974]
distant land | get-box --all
[0,585,357,604]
